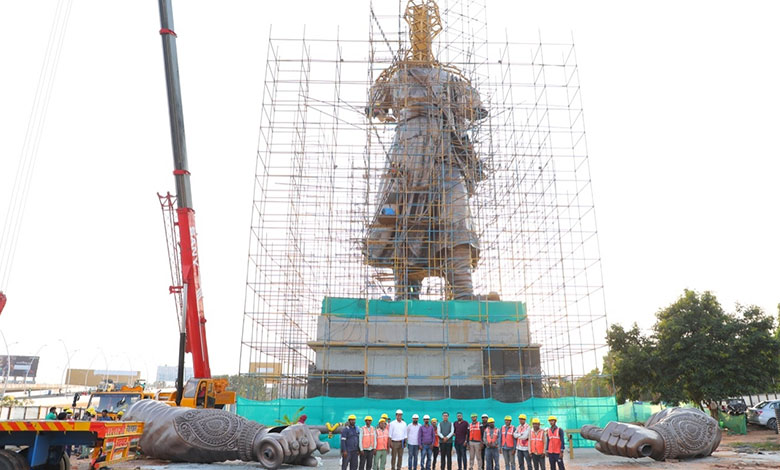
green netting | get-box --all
[718,411,747,435]
[237,396,616,448]
[616,402,664,423]
[322,297,526,323]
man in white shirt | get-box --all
[512,414,530,470]
[388,409,407,470]
[406,414,422,470]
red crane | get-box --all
[156,0,211,403]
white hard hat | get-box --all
[396,409,404,414]
[423,414,430,420]
[412,414,419,419]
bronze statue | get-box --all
[124,400,329,468]
[363,0,488,300]
[581,407,721,461]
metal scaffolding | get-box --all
[239,0,609,401]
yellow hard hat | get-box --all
[65,408,73,413]
[379,418,386,423]
[504,415,512,421]
[518,414,527,420]
[548,416,557,422]
[431,418,438,423]
[117,411,124,416]
[487,417,495,423]
[348,414,357,420]
[365,415,373,421]
[87,407,96,414]
[381,413,389,419]
[531,418,540,424]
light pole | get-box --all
[99,348,109,386]
[25,343,47,384]
[0,331,19,399]
[58,340,78,395]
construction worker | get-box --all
[341,415,360,470]
[420,415,436,470]
[359,416,377,470]
[388,409,407,470]
[45,407,57,420]
[431,418,440,470]
[479,414,489,470]
[500,416,516,470]
[407,414,422,470]
[56,407,73,420]
[528,419,545,470]
[374,418,390,470]
[467,413,482,470]
[513,414,531,470]
[98,409,112,421]
[453,412,469,470]
[116,410,125,421]
[481,418,500,470]
[437,411,454,470]
[545,417,565,470]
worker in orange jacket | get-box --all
[545,417,565,470]
[527,419,545,470]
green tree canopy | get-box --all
[606,289,780,406]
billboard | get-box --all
[0,355,40,378]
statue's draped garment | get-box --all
[363,65,485,283]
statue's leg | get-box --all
[444,244,474,300]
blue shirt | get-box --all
[341,424,360,452]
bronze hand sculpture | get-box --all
[124,400,330,468]
[581,407,721,460]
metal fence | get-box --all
[0,406,87,420]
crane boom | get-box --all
[157,0,211,383]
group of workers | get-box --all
[341,410,566,470]
[45,406,122,422]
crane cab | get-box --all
[161,378,236,409]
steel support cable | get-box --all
[0,0,74,291]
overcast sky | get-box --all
[1,0,778,384]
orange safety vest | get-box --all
[484,427,499,447]
[362,426,377,449]
[515,423,529,447]
[376,427,389,450]
[547,427,562,454]
[529,429,544,454]
[500,425,515,448]
[468,422,482,441]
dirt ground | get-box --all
[81,425,780,470]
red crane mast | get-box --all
[157,0,211,398]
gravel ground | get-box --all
[80,425,780,470]
[94,447,780,470]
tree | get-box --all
[606,289,780,406]
[605,323,655,403]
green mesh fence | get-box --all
[718,411,747,435]
[237,396,617,448]
[616,402,664,423]
[322,297,526,322]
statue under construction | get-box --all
[363,0,488,300]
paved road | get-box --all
[99,448,780,470]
